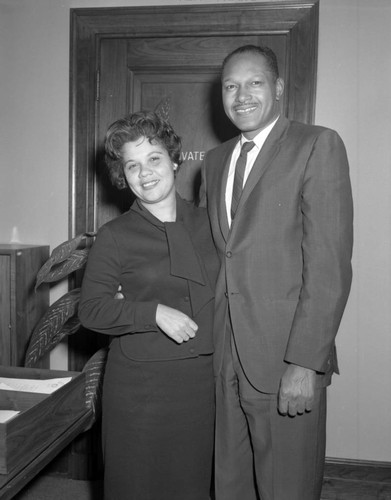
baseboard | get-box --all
[326,457,391,468]
[325,457,391,483]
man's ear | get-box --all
[276,77,284,101]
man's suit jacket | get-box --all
[201,115,353,394]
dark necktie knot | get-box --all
[240,141,255,155]
[231,141,256,220]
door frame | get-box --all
[70,1,319,240]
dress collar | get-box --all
[130,195,206,286]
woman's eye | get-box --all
[151,156,161,163]
[125,163,137,171]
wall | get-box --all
[316,0,391,462]
[0,0,390,462]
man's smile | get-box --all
[234,104,258,115]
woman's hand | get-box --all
[114,284,124,300]
[156,304,198,344]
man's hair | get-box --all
[222,45,280,81]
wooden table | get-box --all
[0,410,92,499]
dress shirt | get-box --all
[225,116,279,225]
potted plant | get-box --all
[24,232,107,422]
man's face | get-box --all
[222,52,284,139]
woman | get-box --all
[79,111,219,500]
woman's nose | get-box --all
[139,164,152,177]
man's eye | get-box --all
[252,80,263,86]
[224,84,236,91]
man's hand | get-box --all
[156,304,198,344]
[278,364,316,417]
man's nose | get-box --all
[236,86,251,102]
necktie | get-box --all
[231,141,255,220]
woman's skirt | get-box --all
[102,339,215,500]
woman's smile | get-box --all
[122,137,177,210]
[141,179,159,189]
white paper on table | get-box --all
[0,377,72,394]
[0,410,20,423]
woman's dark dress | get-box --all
[79,196,219,500]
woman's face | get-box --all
[122,137,177,209]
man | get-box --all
[200,45,353,500]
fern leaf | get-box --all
[83,347,109,426]
[24,288,81,367]
[60,315,82,336]
[50,232,96,264]
[37,249,90,286]
[35,233,95,289]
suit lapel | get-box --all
[232,116,289,222]
[214,138,239,241]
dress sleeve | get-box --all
[78,225,159,336]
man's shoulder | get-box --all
[284,120,346,158]
[288,119,338,139]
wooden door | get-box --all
[70,1,319,369]
[69,0,320,386]
[68,1,319,479]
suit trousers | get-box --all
[214,326,327,500]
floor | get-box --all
[13,476,103,500]
[12,461,391,500]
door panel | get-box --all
[125,35,287,69]
[133,71,222,204]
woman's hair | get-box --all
[104,110,182,190]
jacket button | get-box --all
[224,292,228,298]
[189,348,195,354]
[184,296,190,302]
[226,251,232,258]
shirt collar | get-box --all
[240,115,280,150]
